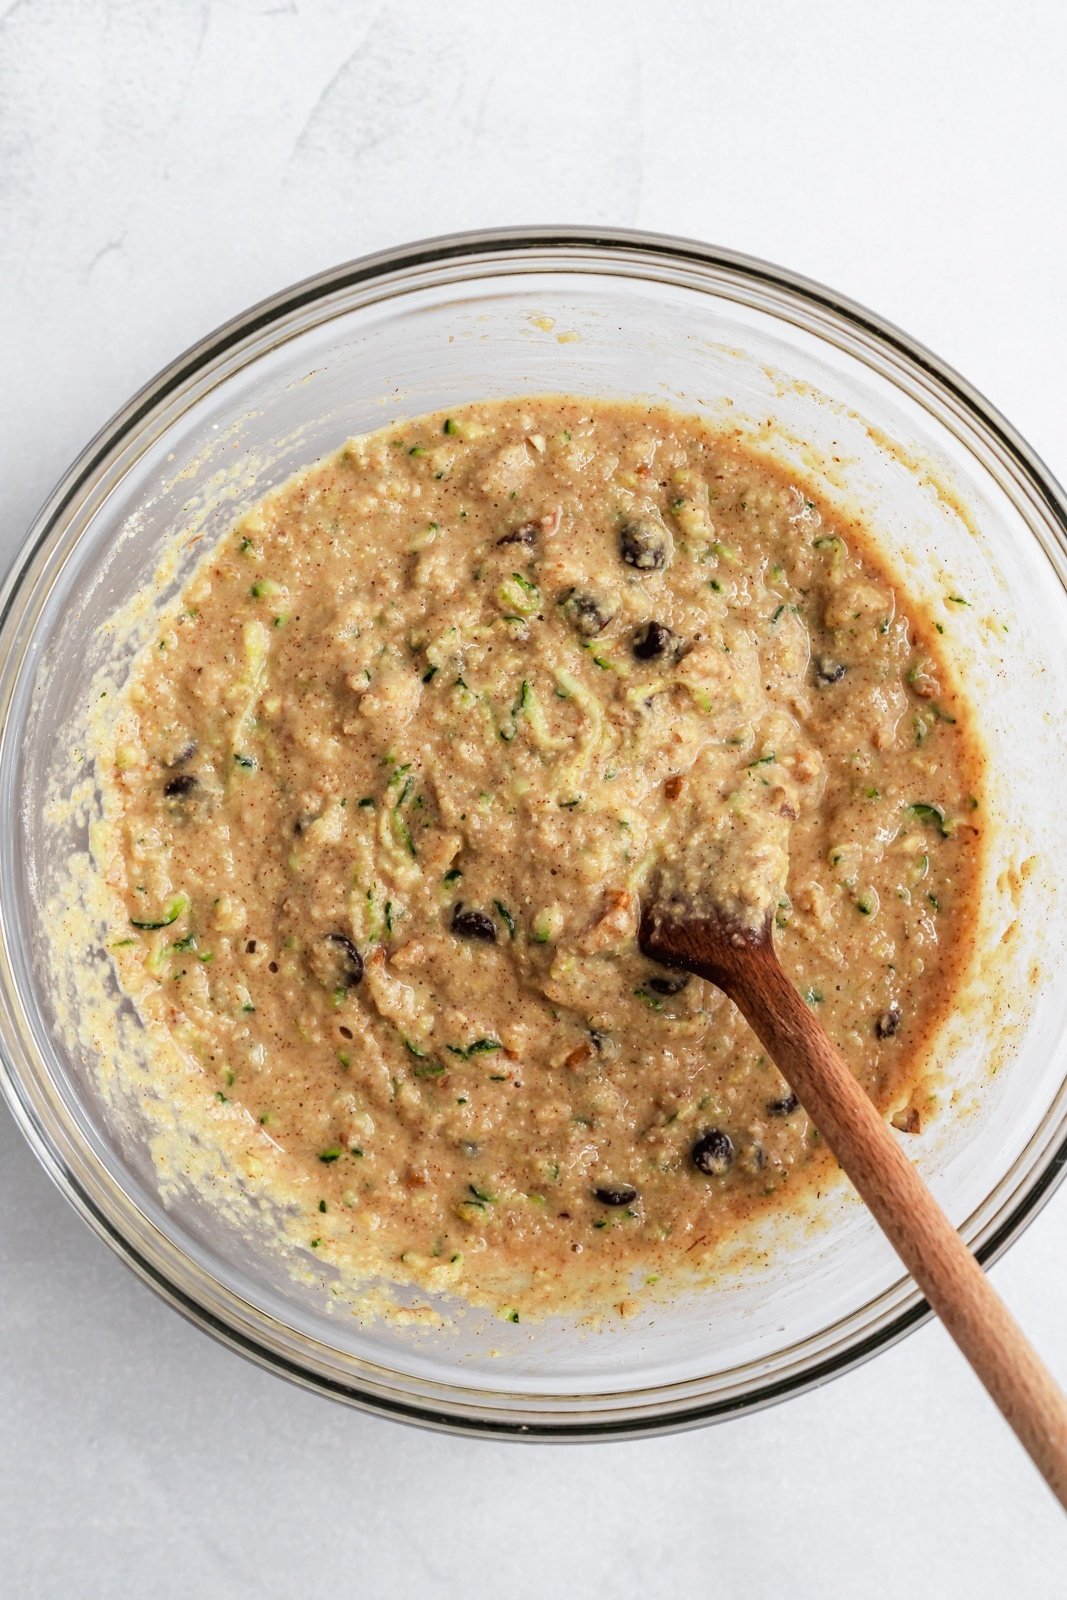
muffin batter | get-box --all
[100,397,983,1317]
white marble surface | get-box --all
[2,0,1067,1591]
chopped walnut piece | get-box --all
[577,890,637,954]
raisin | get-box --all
[619,516,671,571]
[876,1004,902,1039]
[163,773,197,798]
[323,932,363,987]
[497,521,538,547]
[767,1091,799,1116]
[451,904,498,942]
[594,1184,637,1207]
[647,971,690,996]
[631,619,677,659]
[562,590,615,637]
[691,1129,734,1175]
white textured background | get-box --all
[2,1,1066,1593]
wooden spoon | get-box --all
[640,897,1067,1510]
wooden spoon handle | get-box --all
[730,952,1067,1511]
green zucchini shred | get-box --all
[909,802,953,837]
[414,1060,446,1078]
[448,1038,503,1060]
[130,892,189,931]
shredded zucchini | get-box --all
[552,667,606,798]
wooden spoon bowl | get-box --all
[640,898,1067,1511]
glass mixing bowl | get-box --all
[3,228,1067,1439]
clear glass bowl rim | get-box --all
[3,224,1067,1441]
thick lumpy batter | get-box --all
[101,398,984,1317]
